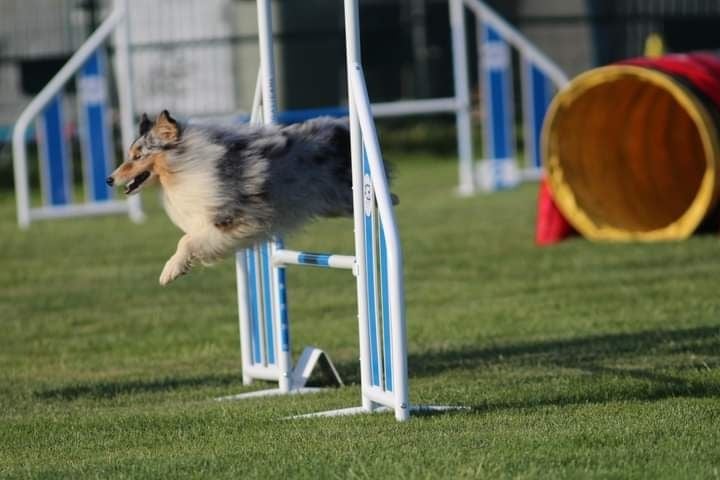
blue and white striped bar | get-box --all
[273,249,355,270]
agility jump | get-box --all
[216,0,411,421]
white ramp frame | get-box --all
[449,0,570,193]
[12,0,143,229]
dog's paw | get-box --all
[159,255,189,286]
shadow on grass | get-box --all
[35,372,246,401]
[402,324,720,411]
[34,325,720,409]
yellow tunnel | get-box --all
[543,65,720,241]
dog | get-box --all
[107,110,392,285]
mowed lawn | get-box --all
[1,154,720,479]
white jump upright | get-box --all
[12,0,143,229]
[222,0,411,422]
[218,1,344,401]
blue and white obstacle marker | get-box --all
[450,0,569,193]
[12,2,142,229]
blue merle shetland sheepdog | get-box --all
[107,110,395,285]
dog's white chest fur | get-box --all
[162,180,214,233]
[160,132,225,234]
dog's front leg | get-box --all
[159,234,193,285]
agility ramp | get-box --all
[541,52,720,242]
[12,0,143,228]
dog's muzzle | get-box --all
[124,171,151,194]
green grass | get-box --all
[2,154,720,479]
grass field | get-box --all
[2,154,720,479]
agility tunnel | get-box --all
[541,52,720,242]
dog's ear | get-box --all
[139,113,152,136]
[154,110,180,142]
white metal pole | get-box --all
[250,69,263,124]
[112,0,144,222]
[520,56,534,175]
[11,127,31,229]
[236,252,254,385]
[449,0,476,196]
[343,0,376,413]
[256,0,278,124]
[237,68,263,386]
[349,65,409,422]
[256,0,291,392]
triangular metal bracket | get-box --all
[291,346,344,389]
[215,347,342,402]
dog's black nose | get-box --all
[106,176,114,186]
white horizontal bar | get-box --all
[372,97,459,117]
[242,365,282,381]
[272,249,356,270]
[519,166,543,182]
[28,201,132,221]
[363,387,396,408]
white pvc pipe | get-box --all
[349,63,410,422]
[250,69,263,125]
[363,386,396,407]
[256,0,278,124]
[343,0,376,414]
[372,97,458,117]
[449,0,476,196]
[24,200,133,221]
[237,70,263,387]
[112,0,144,223]
[242,365,283,381]
[256,0,291,393]
[235,252,254,385]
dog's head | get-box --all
[106,110,181,194]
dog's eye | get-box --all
[132,153,142,161]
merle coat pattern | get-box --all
[107,111,391,285]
